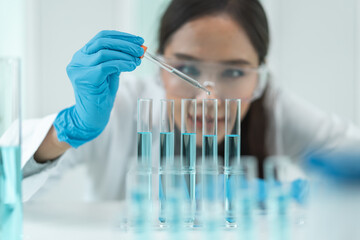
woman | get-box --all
[4,0,359,201]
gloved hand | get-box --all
[54,30,144,148]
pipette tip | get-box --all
[198,85,211,95]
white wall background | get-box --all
[24,0,169,119]
[22,0,360,123]
[262,0,360,123]
[2,0,359,201]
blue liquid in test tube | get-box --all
[202,135,218,164]
[1,58,22,240]
[202,99,218,166]
[160,132,174,167]
[224,134,241,166]
[0,146,22,240]
[181,132,196,220]
[224,99,241,225]
[180,99,197,224]
[137,132,152,167]
[265,157,292,240]
[159,100,175,224]
[137,99,153,201]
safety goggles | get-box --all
[159,56,268,102]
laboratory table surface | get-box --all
[23,202,307,240]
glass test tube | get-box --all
[137,99,153,168]
[180,99,197,224]
[163,159,186,235]
[224,99,241,169]
[159,99,175,169]
[202,99,218,166]
[0,58,22,240]
[233,156,258,240]
[137,99,153,201]
[159,99,174,224]
[224,99,241,224]
[264,156,292,240]
[200,159,222,239]
[126,166,153,236]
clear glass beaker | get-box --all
[0,58,22,240]
[180,99,197,224]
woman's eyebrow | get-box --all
[174,53,251,65]
[220,59,251,66]
[174,53,199,60]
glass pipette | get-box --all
[141,46,211,95]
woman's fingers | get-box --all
[87,30,144,46]
[82,36,145,57]
[73,49,141,67]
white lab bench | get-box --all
[23,201,307,240]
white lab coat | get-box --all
[1,73,360,202]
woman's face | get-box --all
[162,14,259,146]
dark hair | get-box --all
[158,0,270,177]
[158,0,269,64]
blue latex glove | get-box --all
[307,149,360,181]
[54,31,144,147]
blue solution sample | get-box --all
[202,135,218,165]
[181,133,196,223]
[159,132,174,223]
[137,132,152,201]
[181,133,196,170]
[131,188,152,239]
[224,134,241,169]
[269,194,290,240]
[159,132,174,169]
[224,134,241,223]
[137,132,152,167]
[0,146,22,240]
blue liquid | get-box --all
[137,132,152,168]
[159,132,174,223]
[224,134,241,223]
[270,195,290,240]
[159,132,174,170]
[181,133,196,170]
[131,188,151,237]
[0,146,22,240]
[137,132,152,201]
[224,134,241,169]
[181,133,196,223]
[239,197,255,240]
[202,135,218,165]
